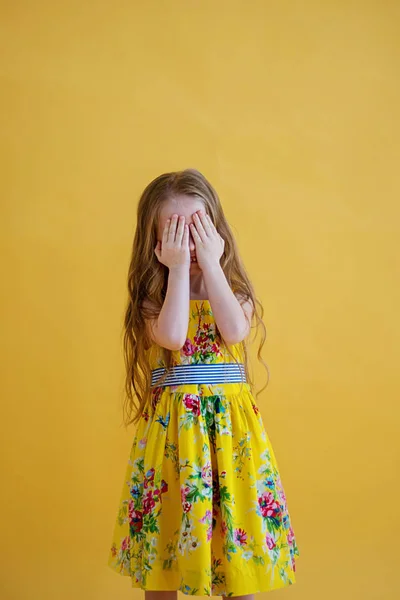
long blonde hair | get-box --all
[122,168,269,427]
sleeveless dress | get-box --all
[108,299,299,596]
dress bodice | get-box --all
[145,299,244,369]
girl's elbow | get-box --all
[223,323,251,346]
[161,336,186,351]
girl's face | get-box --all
[157,194,206,270]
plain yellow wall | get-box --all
[1,1,399,599]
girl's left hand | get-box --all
[190,210,225,271]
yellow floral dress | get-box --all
[108,299,299,596]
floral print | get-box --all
[108,300,299,596]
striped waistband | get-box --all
[151,363,246,386]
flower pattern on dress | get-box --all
[108,300,299,595]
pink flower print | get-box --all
[121,536,130,551]
[199,511,213,540]
[199,509,212,524]
[182,339,195,356]
[144,467,155,489]
[110,543,117,557]
[201,462,212,486]
[181,485,190,503]
[234,528,247,546]
[129,501,143,532]
[258,491,281,519]
[143,490,155,514]
[266,534,276,549]
[183,500,192,513]
[220,470,226,478]
[276,477,287,505]
[206,525,212,541]
[287,526,295,545]
[160,479,168,494]
[252,403,260,416]
[278,487,287,506]
[183,394,200,416]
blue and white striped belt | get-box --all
[151,363,247,386]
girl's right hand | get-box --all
[154,214,190,270]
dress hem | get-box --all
[108,563,298,596]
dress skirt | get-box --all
[108,376,299,596]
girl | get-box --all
[108,169,299,598]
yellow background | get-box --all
[1,1,399,599]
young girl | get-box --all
[108,169,299,598]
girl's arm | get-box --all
[190,210,253,346]
[146,264,190,350]
[146,215,190,350]
[202,263,253,345]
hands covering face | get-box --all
[154,210,225,271]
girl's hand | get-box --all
[154,214,190,270]
[190,210,225,271]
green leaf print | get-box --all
[266,516,281,533]
[279,566,290,584]
[144,512,160,534]
[184,482,203,504]
[248,537,266,566]
[219,484,233,505]
[232,433,252,480]
[179,410,197,433]
[218,484,237,561]
[164,439,180,476]
[133,457,145,476]
[162,536,178,571]
[211,556,226,589]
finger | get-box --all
[162,219,170,246]
[198,211,212,235]
[190,222,201,244]
[168,214,179,242]
[193,212,207,242]
[175,215,185,244]
[206,213,217,233]
[182,223,189,246]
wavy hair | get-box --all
[122,168,269,427]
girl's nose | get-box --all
[189,235,195,252]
